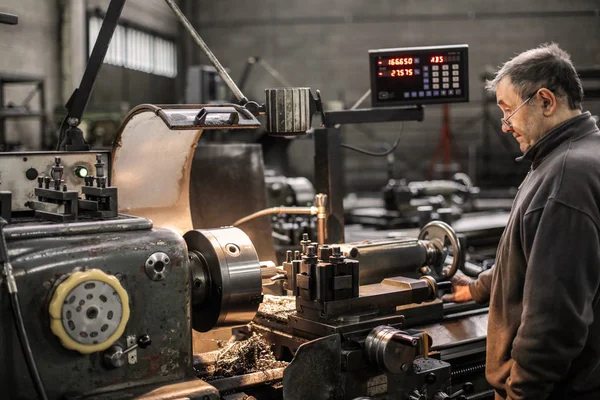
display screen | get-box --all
[369,45,469,106]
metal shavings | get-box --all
[203,333,287,380]
[256,295,296,322]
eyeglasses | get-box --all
[501,94,534,129]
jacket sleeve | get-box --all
[506,198,600,400]
[469,267,493,303]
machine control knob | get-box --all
[26,168,38,181]
[426,372,437,384]
[137,334,152,349]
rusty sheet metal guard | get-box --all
[112,104,260,235]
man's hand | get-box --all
[441,270,474,303]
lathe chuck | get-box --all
[184,227,263,332]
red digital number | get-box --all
[391,69,414,77]
[430,56,444,63]
[388,57,414,66]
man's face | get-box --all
[496,79,545,153]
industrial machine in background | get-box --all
[0,3,493,400]
[344,171,508,265]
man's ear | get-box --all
[538,88,557,116]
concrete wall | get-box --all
[0,0,180,150]
[0,0,60,149]
[193,0,600,189]
[87,0,179,37]
[85,0,179,115]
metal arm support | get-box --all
[57,0,126,150]
[324,105,424,127]
[0,12,18,25]
[164,0,248,104]
[68,0,125,124]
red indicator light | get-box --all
[378,72,383,76]
[378,60,382,65]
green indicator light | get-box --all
[75,166,89,178]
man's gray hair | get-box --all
[486,43,583,110]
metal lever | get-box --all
[127,334,152,353]
[270,273,288,282]
[449,382,474,400]
[163,0,247,104]
[104,334,151,369]
[392,333,419,347]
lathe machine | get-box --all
[0,101,490,400]
[0,3,491,398]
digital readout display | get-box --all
[369,44,469,106]
[379,55,451,79]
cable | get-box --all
[10,292,48,400]
[340,123,403,157]
[350,89,371,110]
[258,59,294,88]
[1,217,48,400]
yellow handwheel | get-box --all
[49,269,130,354]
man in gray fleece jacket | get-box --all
[444,43,600,399]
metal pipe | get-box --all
[339,239,430,285]
[232,206,317,227]
[315,193,328,245]
[163,0,248,104]
[233,193,329,246]
[4,216,152,240]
